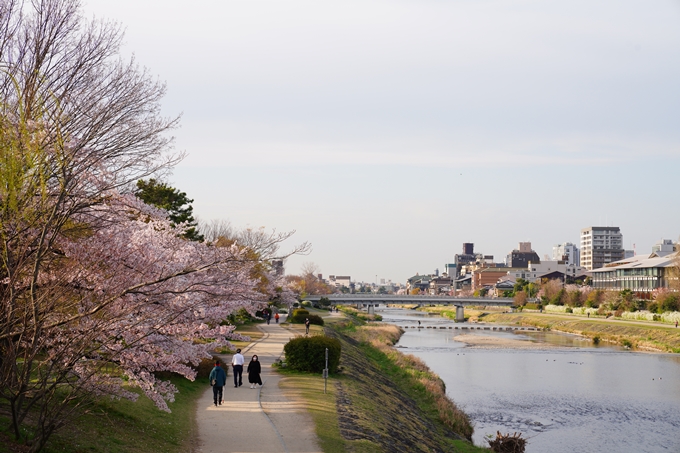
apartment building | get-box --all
[580,226,624,270]
[552,242,580,266]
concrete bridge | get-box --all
[302,294,515,322]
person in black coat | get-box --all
[247,355,262,388]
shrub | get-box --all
[550,288,566,306]
[565,307,573,313]
[585,289,604,308]
[513,290,527,306]
[592,336,600,345]
[294,308,309,316]
[284,335,341,373]
[289,312,324,326]
[227,307,254,324]
[659,293,680,313]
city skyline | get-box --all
[87,0,680,283]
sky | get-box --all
[85,0,680,284]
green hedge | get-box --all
[289,313,324,326]
[284,335,341,373]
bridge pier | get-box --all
[455,305,465,322]
[368,304,375,315]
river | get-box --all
[381,307,680,453]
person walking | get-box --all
[232,348,244,387]
[676,320,678,328]
[305,317,310,335]
[274,312,280,324]
[247,355,263,388]
[266,311,271,325]
[209,361,227,406]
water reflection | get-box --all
[382,308,680,453]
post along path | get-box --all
[195,317,321,453]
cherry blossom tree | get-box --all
[1,189,274,450]
[0,1,296,450]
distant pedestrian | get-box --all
[248,355,262,388]
[232,348,244,387]
[588,312,590,318]
[266,312,271,325]
[209,361,227,406]
[305,317,310,334]
[275,312,280,324]
[676,320,678,328]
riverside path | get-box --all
[195,316,321,453]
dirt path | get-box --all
[195,317,321,453]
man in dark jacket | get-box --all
[209,361,227,406]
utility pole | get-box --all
[323,348,329,394]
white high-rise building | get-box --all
[580,226,624,270]
[552,242,580,266]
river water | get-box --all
[382,308,680,453]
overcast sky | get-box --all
[86,0,680,284]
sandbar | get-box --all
[453,333,558,349]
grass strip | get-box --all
[482,312,680,352]
[0,322,261,452]
[0,376,202,453]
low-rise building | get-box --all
[473,268,524,292]
[452,243,494,278]
[406,274,432,293]
[589,247,678,297]
[327,275,351,289]
[428,276,453,295]
[508,260,588,283]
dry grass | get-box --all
[483,313,680,353]
[350,323,403,347]
[387,348,474,440]
[348,324,475,442]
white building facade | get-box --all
[509,260,587,283]
[552,242,580,266]
[580,226,624,270]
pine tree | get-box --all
[135,179,204,241]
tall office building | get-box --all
[553,242,580,266]
[580,227,624,270]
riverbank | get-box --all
[279,309,489,452]
[480,312,680,353]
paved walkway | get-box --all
[195,317,321,453]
